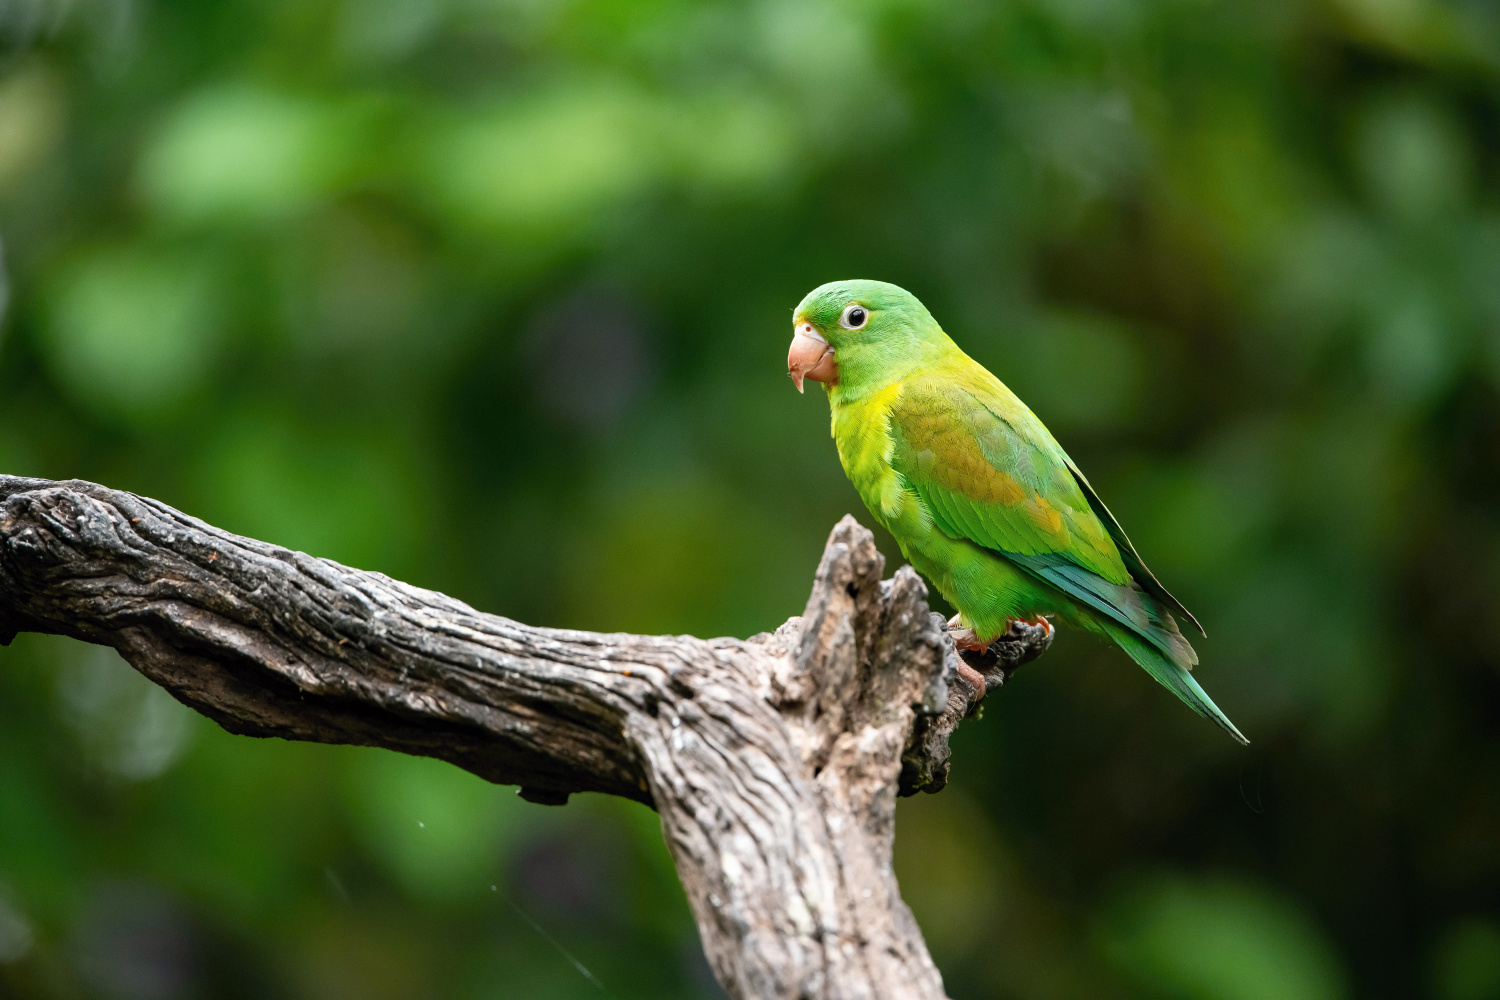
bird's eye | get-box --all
[840,305,869,330]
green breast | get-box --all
[829,381,951,567]
[827,379,1049,636]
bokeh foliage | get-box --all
[1,0,1499,996]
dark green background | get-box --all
[1,0,1498,996]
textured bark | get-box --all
[0,476,1050,1000]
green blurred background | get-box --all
[0,0,1498,996]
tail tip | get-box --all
[1218,718,1250,746]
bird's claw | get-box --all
[947,614,1056,706]
[945,615,988,652]
[947,613,1055,650]
[1011,614,1054,640]
[948,628,990,653]
[945,616,990,703]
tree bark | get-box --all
[0,475,1051,1000]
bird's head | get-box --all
[787,279,950,394]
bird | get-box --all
[786,278,1246,744]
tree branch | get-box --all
[0,475,1051,1000]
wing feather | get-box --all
[890,369,1200,664]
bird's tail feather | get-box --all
[1103,621,1249,745]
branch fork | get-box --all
[0,476,1051,1000]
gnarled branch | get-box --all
[0,475,1051,1000]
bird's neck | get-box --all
[827,335,959,406]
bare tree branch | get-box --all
[0,475,1051,1000]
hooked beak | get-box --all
[787,321,837,393]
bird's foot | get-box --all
[1008,614,1054,641]
[945,614,991,653]
[946,615,991,702]
[948,628,991,653]
[945,614,1056,709]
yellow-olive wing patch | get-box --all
[889,375,1130,586]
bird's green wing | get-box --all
[889,369,1198,666]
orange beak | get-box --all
[787,321,837,393]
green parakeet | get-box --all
[786,279,1246,744]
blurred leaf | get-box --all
[1098,873,1348,1000]
[424,80,663,234]
[191,410,427,574]
[0,425,28,475]
[139,85,357,224]
[341,750,524,903]
[0,741,79,919]
[893,789,1012,959]
[57,645,196,782]
[669,90,795,192]
[336,0,443,65]
[41,245,225,421]
[561,472,801,638]
[1353,91,1470,225]
[283,209,428,353]
[0,889,33,965]
[1113,461,1259,584]
[1000,309,1145,433]
[1011,85,1144,209]
[0,60,64,198]
[1433,919,1500,1000]
[1366,281,1456,403]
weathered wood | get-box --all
[0,475,1050,1000]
